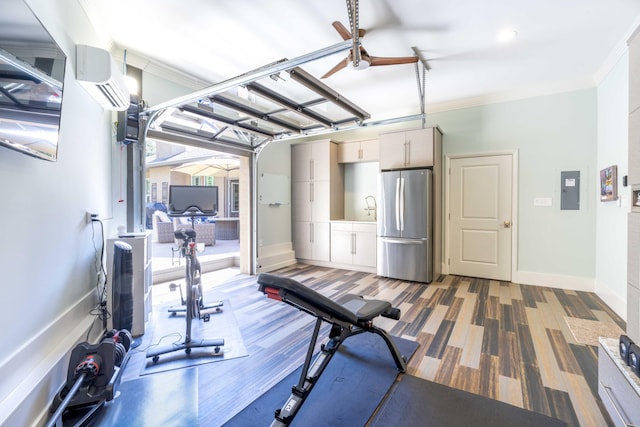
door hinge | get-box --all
[448,258,450,265]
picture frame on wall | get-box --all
[600,165,618,202]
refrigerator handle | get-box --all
[395,177,401,230]
[399,177,405,231]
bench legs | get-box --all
[270,319,406,426]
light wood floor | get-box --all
[130,264,621,426]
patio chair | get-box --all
[194,222,216,246]
[152,211,175,243]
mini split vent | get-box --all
[76,44,129,111]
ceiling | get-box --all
[78,0,640,126]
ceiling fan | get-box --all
[321,20,419,79]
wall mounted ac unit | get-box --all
[76,44,129,111]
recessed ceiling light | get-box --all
[497,29,518,43]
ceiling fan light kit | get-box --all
[497,29,518,43]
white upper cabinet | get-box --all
[293,140,332,182]
[379,128,435,169]
[338,139,379,163]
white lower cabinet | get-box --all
[294,221,330,262]
[330,222,376,268]
[598,338,640,426]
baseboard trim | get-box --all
[257,243,296,273]
[0,290,99,427]
[594,280,627,321]
[512,270,595,292]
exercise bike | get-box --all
[146,225,224,363]
[167,226,223,322]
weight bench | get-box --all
[257,273,407,427]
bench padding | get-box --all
[257,273,393,324]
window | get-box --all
[229,179,239,217]
[151,182,157,203]
[162,182,168,204]
[191,176,215,186]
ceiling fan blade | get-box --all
[321,57,349,79]
[369,55,419,67]
[331,21,367,39]
[331,21,352,41]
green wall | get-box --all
[427,89,598,278]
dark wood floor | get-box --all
[129,264,622,426]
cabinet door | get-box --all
[630,32,640,113]
[311,142,331,181]
[338,141,361,163]
[353,224,377,267]
[312,180,330,222]
[331,226,353,264]
[359,139,379,162]
[292,143,312,182]
[293,181,312,222]
[406,128,434,167]
[379,132,406,170]
[338,140,379,163]
[294,221,312,259]
[630,110,640,185]
[312,222,331,262]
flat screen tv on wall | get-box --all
[0,0,66,162]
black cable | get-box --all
[86,219,109,341]
[132,332,183,354]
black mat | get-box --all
[63,368,198,427]
[224,332,419,427]
[126,299,248,376]
[370,374,567,427]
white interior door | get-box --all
[449,155,512,280]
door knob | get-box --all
[503,220,511,228]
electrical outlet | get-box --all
[86,211,97,224]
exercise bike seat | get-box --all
[174,228,196,240]
[257,273,400,326]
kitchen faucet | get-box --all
[364,195,377,220]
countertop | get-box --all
[331,219,377,224]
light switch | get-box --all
[534,197,552,207]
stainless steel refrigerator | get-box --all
[377,168,432,283]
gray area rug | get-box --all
[121,299,248,377]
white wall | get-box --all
[595,51,629,317]
[255,140,295,271]
[0,1,127,425]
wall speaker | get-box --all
[620,335,634,365]
[629,343,640,376]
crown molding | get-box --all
[425,78,596,114]
[594,15,640,85]
[111,46,211,91]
